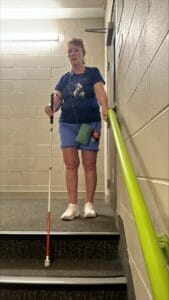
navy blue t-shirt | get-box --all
[54,67,105,123]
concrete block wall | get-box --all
[0,18,105,198]
[106,0,168,299]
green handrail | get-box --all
[108,108,169,300]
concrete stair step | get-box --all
[0,257,124,277]
[0,232,120,260]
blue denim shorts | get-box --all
[58,122,101,151]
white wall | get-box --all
[106,0,169,299]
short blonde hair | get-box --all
[66,38,86,64]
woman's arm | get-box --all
[94,82,108,121]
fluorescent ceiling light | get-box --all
[0,32,59,41]
[0,8,104,19]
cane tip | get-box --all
[44,259,50,267]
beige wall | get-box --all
[0,18,105,198]
[106,0,168,299]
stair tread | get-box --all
[0,232,120,260]
[0,198,117,233]
[0,258,124,278]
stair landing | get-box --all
[0,198,117,233]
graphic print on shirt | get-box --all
[73,82,85,98]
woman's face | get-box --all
[67,43,84,66]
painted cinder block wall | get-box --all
[105,0,168,299]
[0,18,105,199]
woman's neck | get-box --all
[71,64,85,74]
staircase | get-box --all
[0,198,128,299]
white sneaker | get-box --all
[61,204,80,220]
[84,202,96,218]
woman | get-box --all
[45,38,108,220]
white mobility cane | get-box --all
[44,93,54,267]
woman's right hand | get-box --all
[45,105,53,117]
[45,91,62,117]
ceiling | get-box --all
[1,0,106,19]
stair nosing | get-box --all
[0,276,127,285]
[0,231,119,236]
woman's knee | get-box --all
[82,160,96,172]
[64,158,80,170]
[81,151,97,172]
[62,148,80,170]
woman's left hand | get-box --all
[93,82,108,121]
[102,107,108,121]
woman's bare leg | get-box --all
[62,147,80,204]
[81,150,97,203]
